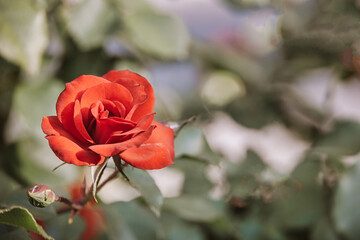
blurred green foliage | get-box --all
[1,0,360,239]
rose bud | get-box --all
[42,70,175,169]
[27,185,58,208]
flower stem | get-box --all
[56,168,119,214]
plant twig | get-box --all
[56,167,119,214]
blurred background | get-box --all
[1,0,360,239]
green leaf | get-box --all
[168,223,205,240]
[227,150,266,198]
[0,224,30,240]
[163,196,223,222]
[175,126,221,165]
[123,167,163,216]
[311,217,338,240]
[271,155,325,229]
[175,127,204,157]
[0,206,53,239]
[45,214,85,240]
[174,159,212,196]
[233,150,266,177]
[285,14,360,54]
[0,170,20,201]
[16,139,67,186]
[103,204,137,240]
[12,79,63,138]
[115,0,152,12]
[105,201,158,240]
[0,0,48,74]
[225,93,277,129]
[314,121,360,157]
[235,218,263,240]
[123,9,190,59]
[333,160,360,240]
[61,0,115,50]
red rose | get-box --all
[42,70,174,169]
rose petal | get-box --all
[102,70,155,121]
[102,99,122,117]
[92,117,136,144]
[106,113,155,143]
[42,116,104,166]
[80,83,133,124]
[120,121,174,170]
[56,75,108,141]
[74,100,94,143]
[89,126,155,157]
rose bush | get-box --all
[42,70,174,169]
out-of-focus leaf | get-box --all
[61,0,115,50]
[333,160,360,240]
[174,159,212,196]
[175,127,204,157]
[227,150,266,198]
[12,79,63,138]
[236,150,266,176]
[164,196,223,222]
[225,93,277,129]
[103,204,137,240]
[123,9,190,59]
[115,0,151,12]
[45,213,84,240]
[311,217,338,240]
[285,14,360,54]
[271,155,325,229]
[314,121,360,157]
[16,139,67,185]
[0,170,20,201]
[193,42,266,84]
[106,201,157,240]
[201,70,246,106]
[0,0,48,74]
[235,218,263,240]
[123,167,163,216]
[0,206,53,239]
[175,126,220,165]
[231,177,258,199]
[168,223,205,240]
[0,224,30,240]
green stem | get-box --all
[56,167,119,214]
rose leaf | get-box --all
[0,206,54,239]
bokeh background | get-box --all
[1,0,360,239]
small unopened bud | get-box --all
[27,185,58,208]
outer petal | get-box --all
[56,75,108,141]
[74,100,94,143]
[102,70,155,122]
[120,121,174,170]
[89,126,155,157]
[42,116,104,166]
